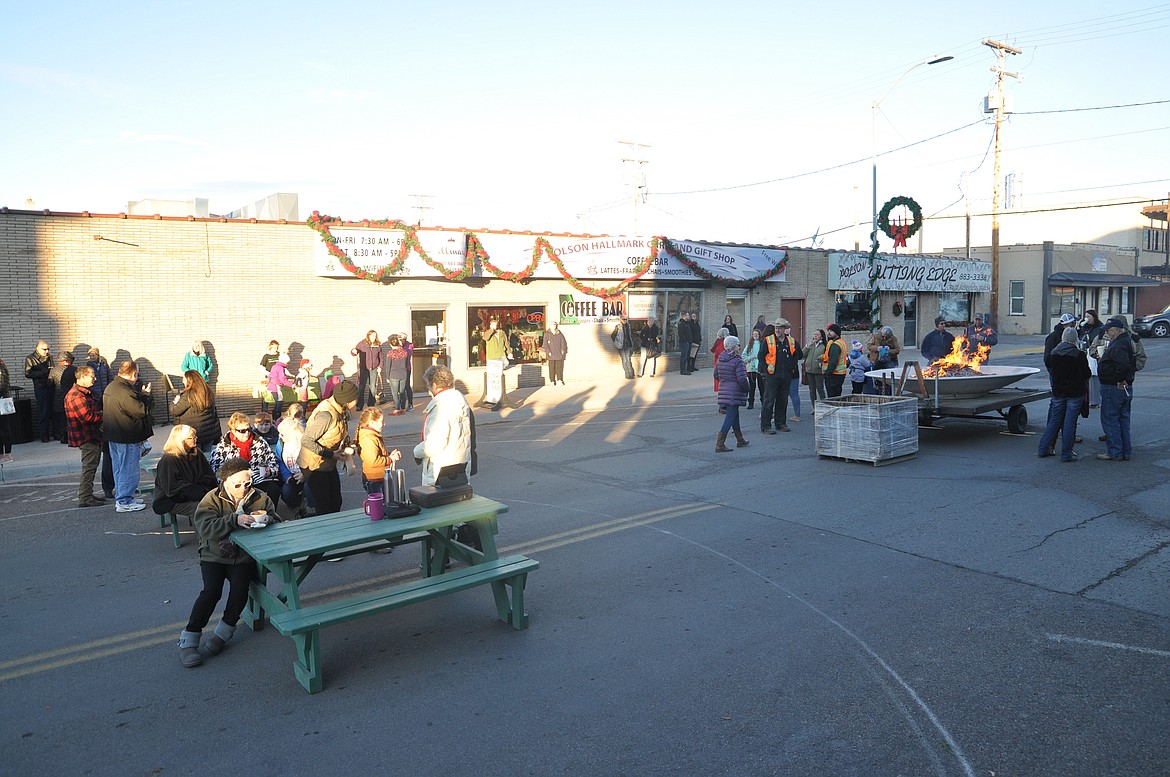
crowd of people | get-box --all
[1039,311,1144,462]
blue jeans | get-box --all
[1099,384,1132,459]
[1037,395,1083,461]
[789,378,802,418]
[719,404,741,435]
[619,348,635,378]
[387,378,407,411]
[108,441,142,504]
[678,343,691,374]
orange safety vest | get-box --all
[820,338,847,374]
[763,334,795,375]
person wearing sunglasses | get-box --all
[209,412,281,506]
[177,457,277,668]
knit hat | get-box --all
[1059,313,1076,325]
[827,323,842,337]
[851,340,863,350]
[331,380,359,405]
[217,457,251,482]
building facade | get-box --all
[0,209,992,419]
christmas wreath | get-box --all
[876,195,923,249]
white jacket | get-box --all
[412,388,472,486]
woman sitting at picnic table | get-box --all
[210,411,282,506]
[177,457,278,668]
[152,425,216,521]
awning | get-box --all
[1047,272,1160,287]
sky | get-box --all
[2,1,1168,254]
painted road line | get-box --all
[1047,633,1170,659]
[0,501,714,683]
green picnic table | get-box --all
[231,496,537,693]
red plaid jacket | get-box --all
[65,384,102,447]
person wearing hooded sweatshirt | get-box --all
[266,353,295,419]
[1095,318,1135,461]
[1037,327,1090,463]
[714,335,750,452]
[177,456,278,668]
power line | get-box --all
[656,119,985,196]
[1012,98,1170,115]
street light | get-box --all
[871,55,953,242]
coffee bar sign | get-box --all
[828,253,992,292]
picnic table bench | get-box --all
[231,496,537,693]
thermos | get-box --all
[382,469,409,505]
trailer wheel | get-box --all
[1006,405,1028,434]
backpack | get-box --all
[1132,335,1147,372]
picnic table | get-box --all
[231,496,538,693]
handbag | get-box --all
[0,397,14,415]
[801,370,809,386]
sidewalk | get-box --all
[0,366,719,483]
[0,335,1050,484]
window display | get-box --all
[467,306,546,368]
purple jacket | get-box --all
[716,350,749,407]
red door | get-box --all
[780,299,806,345]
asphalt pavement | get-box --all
[2,333,1167,777]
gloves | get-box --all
[318,448,334,460]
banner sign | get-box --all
[626,293,658,320]
[668,240,787,282]
[828,252,992,292]
[559,294,625,324]
[314,228,787,283]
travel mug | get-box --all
[364,492,384,521]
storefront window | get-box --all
[1048,286,1076,318]
[410,310,446,349]
[665,291,702,352]
[467,306,546,368]
[938,292,970,325]
[834,292,870,333]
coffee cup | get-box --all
[364,492,384,521]
[250,510,268,526]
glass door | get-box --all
[902,294,917,348]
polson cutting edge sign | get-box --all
[828,252,992,293]
[314,228,787,282]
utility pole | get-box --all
[618,140,650,237]
[983,39,1021,329]
[408,193,433,227]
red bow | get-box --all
[891,223,909,248]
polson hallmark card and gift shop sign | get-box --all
[828,253,992,292]
[314,228,789,283]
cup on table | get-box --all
[250,510,268,526]
[364,492,384,521]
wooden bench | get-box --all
[269,554,538,693]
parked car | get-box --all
[1133,303,1170,338]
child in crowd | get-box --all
[252,412,278,448]
[355,407,402,495]
[847,340,873,395]
[275,404,312,518]
[295,359,315,404]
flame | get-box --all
[923,336,991,377]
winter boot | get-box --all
[179,630,203,668]
[201,621,236,657]
[715,433,732,453]
[733,429,750,448]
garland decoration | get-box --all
[478,232,540,282]
[308,214,781,296]
[307,212,474,282]
[658,238,788,288]
[542,236,657,298]
[876,195,923,250]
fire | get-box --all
[923,336,991,377]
